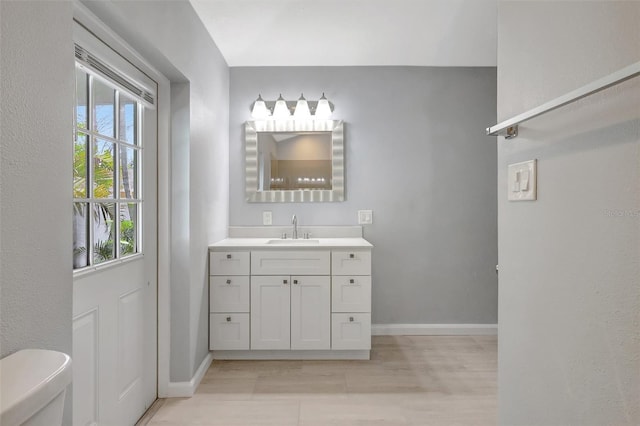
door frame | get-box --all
[73,2,172,398]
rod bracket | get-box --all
[504,125,518,139]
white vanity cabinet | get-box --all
[209,235,372,359]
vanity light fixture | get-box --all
[315,93,332,119]
[293,93,311,119]
[272,94,291,119]
[251,94,270,119]
[248,93,334,120]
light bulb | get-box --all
[251,94,269,119]
[315,93,332,119]
[294,93,311,119]
[272,94,290,119]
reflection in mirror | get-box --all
[245,120,344,203]
[258,132,332,191]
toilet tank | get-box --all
[0,349,72,426]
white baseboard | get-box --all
[163,352,213,398]
[372,323,497,336]
[212,350,370,360]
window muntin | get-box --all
[73,66,142,270]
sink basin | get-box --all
[267,239,320,245]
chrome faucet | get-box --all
[291,214,298,239]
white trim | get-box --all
[211,350,370,360]
[164,353,213,398]
[372,324,498,336]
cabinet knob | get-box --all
[293,279,298,285]
[349,316,354,322]
[349,279,355,284]
[349,253,355,259]
[283,279,288,284]
[226,316,231,322]
[226,254,232,259]
[226,279,231,284]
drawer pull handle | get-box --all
[293,279,298,285]
[349,316,354,322]
[283,279,288,284]
[226,316,231,322]
[226,254,232,259]
[226,279,231,284]
[349,279,355,284]
[349,253,355,259]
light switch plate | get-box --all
[358,210,373,224]
[508,159,537,201]
[262,211,272,225]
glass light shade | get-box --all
[272,94,291,119]
[293,93,311,119]
[315,93,332,119]
[251,95,269,119]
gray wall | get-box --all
[83,0,230,382]
[230,67,498,325]
[497,1,640,424]
[0,0,75,422]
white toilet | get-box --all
[0,349,72,426]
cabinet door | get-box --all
[331,251,371,276]
[291,276,331,350]
[210,313,250,350]
[331,276,371,313]
[251,276,291,350]
[210,251,250,276]
[331,313,371,350]
[209,276,250,313]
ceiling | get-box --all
[190,0,497,67]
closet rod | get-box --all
[487,61,640,139]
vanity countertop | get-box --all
[210,237,373,249]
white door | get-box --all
[291,276,331,350]
[251,276,290,349]
[72,23,157,426]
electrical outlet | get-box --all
[358,210,373,225]
[262,211,273,225]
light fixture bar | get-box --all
[248,94,334,120]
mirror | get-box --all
[245,120,344,202]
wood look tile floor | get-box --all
[140,336,497,426]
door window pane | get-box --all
[118,146,137,199]
[119,94,137,145]
[93,139,115,198]
[93,79,115,138]
[74,133,88,198]
[76,69,88,129]
[93,202,115,264]
[120,203,138,256]
[73,203,89,268]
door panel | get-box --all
[291,276,330,350]
[251,276,290,349]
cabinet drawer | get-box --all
[331,276,371,313]
[210,313,249,350]
[210,251,250,275]
[331,313,371,350]
[251,250,330,275]
[332,251,371,276]
[210,276,250,313]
